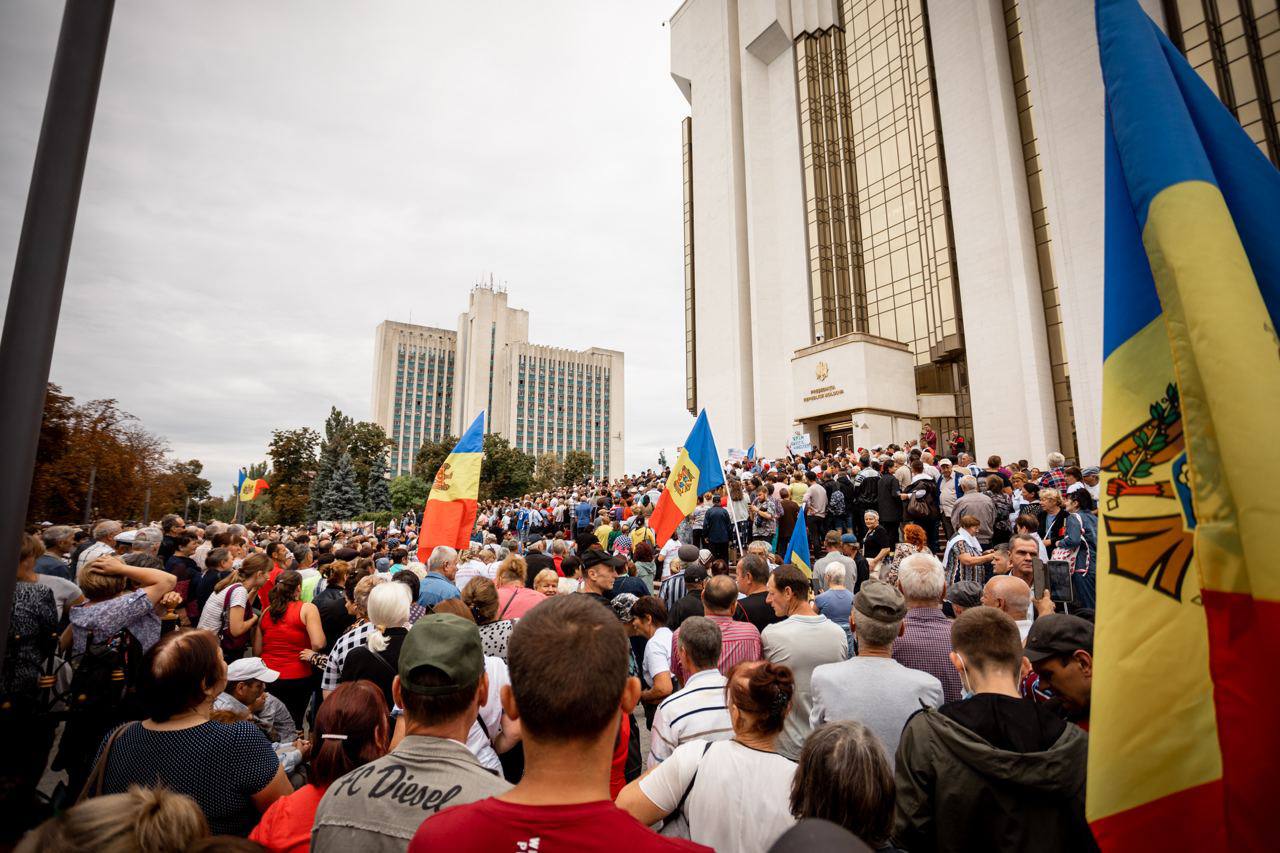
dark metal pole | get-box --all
[82,463,96,525]
[0,0,114,665]
[143,486,151,525]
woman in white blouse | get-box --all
[617,660,798,853]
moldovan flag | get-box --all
[417,412,484,562]
[649,409,725,546]
[1090,2,1280,851]
[238,473,268,502]
[782,511,811,578]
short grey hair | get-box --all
[959,475,978,493]
[823,562,846,587]
[897,553,946,602]
[853,612,900,648]
[1047,452,1066,468]
[93,520,121,541]
[550,538,567,555]
[677,616,722,671]
[427,545,458,573]
[42,525,74,548]
[863,510,880,521]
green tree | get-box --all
[171,460,211,502]
[531,452,564,493]
[268,427,319,525]
[365,451,392,513]
[479,433,534,501]
[347,421,392,505]
[562,450,595,487]
[389,475,428,516]
[413,434,459,483]
[322,452,363,520]
[309,407,353,520]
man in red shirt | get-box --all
[409,595,709,852]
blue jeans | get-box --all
[1071,570,1096,611]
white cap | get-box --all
[115,529,137,544]
[226,657,280,683]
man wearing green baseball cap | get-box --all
[312,613,512,853]
[810,580,943,761]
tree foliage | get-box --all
[27,384,202,523]
[562,450,595,488]
[412,434,459,483]
[307,407,391,522]
[531,452,564,493]
[267,427,319,525]
[479,433,534,502]
[322,452,364,520]
[389,475,428,516]
[365,451,392,513]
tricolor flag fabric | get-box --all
[782,511,811,578]
[238,471,268,502]
[649,410,725,546]
[417,412,485,563]
[1090,2,1280,850]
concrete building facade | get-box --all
[670,0,1180,465]
[372,283,624,480]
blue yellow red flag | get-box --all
[239,475,268,502]
[418,412,485,562]
[1089,2,1280,851]
[649,410,725,546]
[782,511,811,577]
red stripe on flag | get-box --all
[1203,589,1280,852]
[648,492,685,548]
[1090,779,1224,851]
[417,498,477,563]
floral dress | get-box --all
[881,543,926,587]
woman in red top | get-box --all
[253,570,325,727]
[250,680,389,853]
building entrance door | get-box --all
[820,422,853,455]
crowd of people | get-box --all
[2,437,1102,851]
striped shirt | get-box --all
[658,570,686,614]
[892,606,963,704]
[670,614,762,684]
[647,669,733,768]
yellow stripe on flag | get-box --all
[428,451,482,503]
[663,449,701,517]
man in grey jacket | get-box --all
[312,614,511,852]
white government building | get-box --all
[372,283,625,480]
[670,0,1276,465]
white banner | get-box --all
[788,433,813,455]
[727,447,746,461]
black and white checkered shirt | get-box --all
[322,621,374,692]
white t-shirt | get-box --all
[659,539,682,562]
[639,739,796,853]
[644,627,674,686]
[197,583,248,634]
[465,656,510,772]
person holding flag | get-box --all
[417,412,485,564]
[1090,2,1280,850]
[648,410,725,548]
[782,509,812,578]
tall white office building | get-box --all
[668,0,1219,465]
[372,283,625,479]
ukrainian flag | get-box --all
[782,510,811,578]
[1090,2,1280,850]
[417,412,484,562]
[649,409,725,546]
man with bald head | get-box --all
[982,575,1034,640]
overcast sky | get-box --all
[1,0,696,495]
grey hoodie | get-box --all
[893,701,1096,852]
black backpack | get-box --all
[64,630,144,718]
